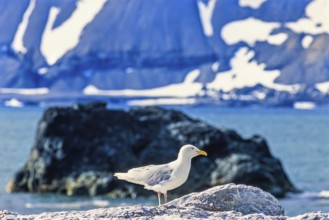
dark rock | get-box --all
[7,102,297,198]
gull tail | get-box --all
[113,173,128,180]
[113,172,143,185]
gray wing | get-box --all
[127,164,173,186]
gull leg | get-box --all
[164,193,168,204]
[158,192,161,206]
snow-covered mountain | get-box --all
[0,0,329,108]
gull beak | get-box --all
[197,150,207,156]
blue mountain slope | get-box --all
[0,0,328,107]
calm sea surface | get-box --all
[0,106,329,216]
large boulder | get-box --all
[168,184,284,216]
[7,102,297,197]
[1,184,286,219]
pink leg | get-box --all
[164,193,168,204]
[157,192,161,206]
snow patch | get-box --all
[38,67,48,75]
[293,101,316,110]
[4,98,23,108]
[84,85,99,94]
[41,0,107,65]
[239,0,267,9]
[211,62,220,72]
[127,98,197,106]
[267,33,288,45]
[0,88,49,95]
[302,35,314,49]
[197,0,217,37]
[287,0,329,35]
[316,81,329,94]
[221,17,281,46]
[319,191,329,198]
[84,69,203,98]
[12,0,36,54]
[253,91,266,100]
[207,47,299,92]
[184,69,200,83]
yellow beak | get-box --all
[198,150,207,156]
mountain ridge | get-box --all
[0,0,329,108]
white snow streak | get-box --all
[302,35,314,48]
[211,62,220,71]
[38,67,48,75]
[267,33,288,45]
[316,81,329,94]
[127,98,197,106]
[197,0,217,37]
[239,0,267,9]
[4,98,24,108]
[207,47,299,92]
[0,88,49,95]
[287,0,329,35]
[293,102,316,109]
[84,69,203,98]
[12,0,36,54]
[221,17,281,46]
[41,0,107,65]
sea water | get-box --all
[0,106,328,216]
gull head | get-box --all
[178,144,207,159]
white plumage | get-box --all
[114,144,207,206]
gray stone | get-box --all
[3,210,328,220]
[288,212,329,220]
[168,184,284,216]
[0,184,292,220]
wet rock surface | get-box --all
[7,102,297,198]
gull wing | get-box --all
[127,164,174,186]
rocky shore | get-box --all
[1,184,327,220]
[7,102,297,198]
